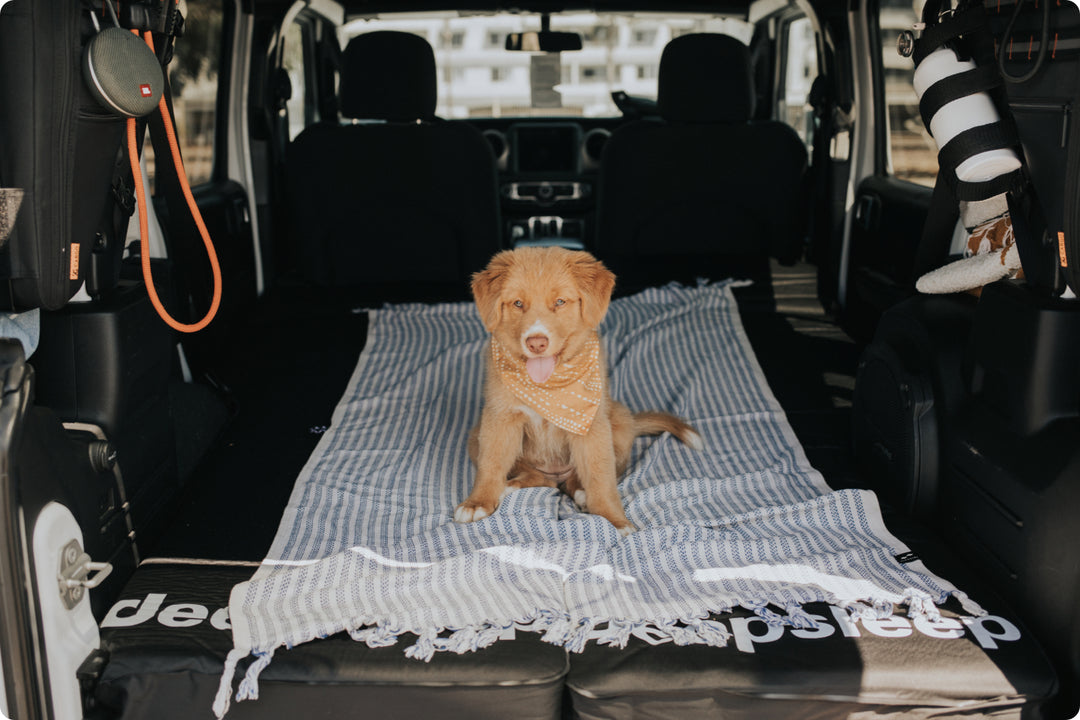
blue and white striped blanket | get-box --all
[215,282,982,716]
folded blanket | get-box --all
[215,283,983,717]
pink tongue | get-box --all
[526,356,556,384]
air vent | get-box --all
[482,130,509,171]
[582,128,611,169]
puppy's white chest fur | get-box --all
[515,404,574,473]
[516,404,572,445]
[516,404,544,427]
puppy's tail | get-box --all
[632,411,704,451]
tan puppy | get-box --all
[454,247,702,535]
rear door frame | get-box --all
[0,344,43,720]
[838,0,937,339]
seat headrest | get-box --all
[339,31,437,121]
[658,33,755,124]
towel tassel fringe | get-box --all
[746,603,786,627]
[404,630,439,662]
[563,618,597,653]
[350,624,403,648]
[595,619,637,648]
[784,604,820,630]
[212,647,247,719]
[903,590,943,623]
[437,626,479,654]
[236,649,275,702]
[540,615,575,646]
[839,600,875,622]
[688,618,732,647]
[954,591,987,617]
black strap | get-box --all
[1007,189,1061,289]
[911,169,961,283]
[1061,82,1080,293]
[912,7,987,66]
[86,133,141,298]
[953,168,1025,202]
[918,65,1003,133]
[936,121,1019,175]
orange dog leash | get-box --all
[126,29,222,333]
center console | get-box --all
[494,122,609,249]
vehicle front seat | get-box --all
[595,33,808,293]
[286,30,502,303]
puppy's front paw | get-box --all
[563,477,587,510]
[454,498,496,523]
[615,521,638,538]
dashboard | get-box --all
[471,119,617,249]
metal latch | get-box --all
[57,539,112,610]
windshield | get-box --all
[340,12,754,118]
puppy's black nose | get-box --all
[526,335,549,354]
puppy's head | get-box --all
[472,248,615,383]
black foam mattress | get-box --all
[96,559,1057,719]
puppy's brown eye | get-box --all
[554,298,566,307]
[513,300,524,309]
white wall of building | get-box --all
[341,13,754,118]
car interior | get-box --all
[1,0,1079,718]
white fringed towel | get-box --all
[216,283,983,717]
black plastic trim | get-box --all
[0,339,44,720]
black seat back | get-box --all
[286,31,502,303]
[595,33,807,291]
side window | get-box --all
[882,0,937,186]
[778,16,818,153]
[162,0,223,189]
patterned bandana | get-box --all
[491,335,603,435]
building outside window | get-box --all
[443,30,465,49]
[637,64,658,80]
[630,27,658,46]
[341,13,754,118]
[581,65,608,83]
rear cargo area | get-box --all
[86,259,1061,720]
[142,260,858,563]
[5,0,1079,716]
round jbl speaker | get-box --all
[83,27,163,118]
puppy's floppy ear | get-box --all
[568,252,616,328]
[471,251,513,331]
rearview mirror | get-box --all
[505,31,583,52]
